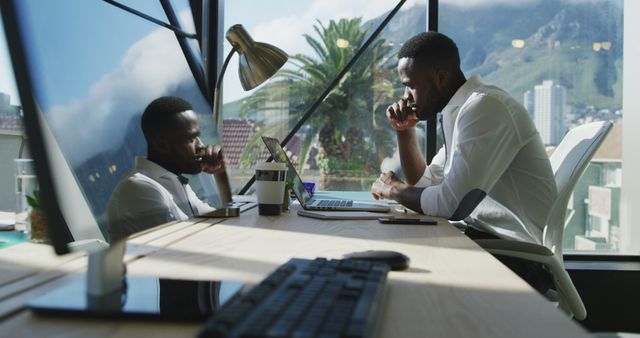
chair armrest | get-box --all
[475,238,587,319]
[474,239,553,256]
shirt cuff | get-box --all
[419,186,433,216]
[419,185,454,218]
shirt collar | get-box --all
[444,74,483,109]
[134,156,181,183]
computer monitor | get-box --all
[1,0,241,318]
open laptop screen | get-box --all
[261,136,311,205]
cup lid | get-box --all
[255,162,287,171]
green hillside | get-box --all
[477,42,622,109]
[222,98,243,118]
[227,1,623,117]
[440,1,623,111]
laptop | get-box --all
[261,136,390,212]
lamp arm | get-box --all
[210,46,238,206]
[213,46,238,131]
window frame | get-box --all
[214,0,636,259]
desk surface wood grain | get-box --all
[0,204,590,338]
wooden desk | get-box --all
[0,204,591,338]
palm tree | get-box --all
[239,17,397,179]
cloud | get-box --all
[0,19,20,105]
[440,0,614,7]
[47,11,196,164]
[441,0,538,6]
[251,0,423,57]
[223,0,425,102]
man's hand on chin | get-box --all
[199,145,226,174]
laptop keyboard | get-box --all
[198,258,388,338]
[316,199,353,207]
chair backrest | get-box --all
[543,121,613,258]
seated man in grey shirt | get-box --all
[108,96,227,242]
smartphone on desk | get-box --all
[200,207,240,218]
[378,217,437,225]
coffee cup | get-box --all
[255,162,288,215]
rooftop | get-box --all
[0,115,24,132]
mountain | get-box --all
[372,3,427,49]
[439,0,623,109]
[371,0,623,109]
[224,1,623,112]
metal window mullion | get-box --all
[426,0,438,164]
[159,0,209,108]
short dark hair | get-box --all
[141,96,192,141]
[398,31,460,71]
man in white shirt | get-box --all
[108,96,227,242]
[371,32,557,292]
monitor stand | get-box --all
[28,240,244,320]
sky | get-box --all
[0,0,618,165]
[1,0,568,107]
[0,14,19,105]
[0,0,546,162]
[0,0,201,164]
[1,0,613,106]
[1,0,424,106]
[2,0,424,164]
[222,0,425,102]
[2,1,176,106]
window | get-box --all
[0,13,24,211]
[440,0,626,254]
[3,0,636,254]
[221,0,428,193]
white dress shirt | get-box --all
[107,157,215,242]
[416,75,557,242]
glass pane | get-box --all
[222,0,428,193]
[440,1,624,254]
[0,13,24,212]
[12,0,219,237]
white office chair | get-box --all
[475,121,613,320]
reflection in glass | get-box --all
[29,275,244,320]
[15,0,220,237]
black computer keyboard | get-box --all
[316,199,353,207]
[198,257,389,338]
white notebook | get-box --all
[297,209,385,220]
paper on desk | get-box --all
[0,211,15,230]
[297,209,385,220]
[0,219,15,231]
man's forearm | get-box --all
[397,128,427,184]
[396,186,425,214]
[213,171,233,205]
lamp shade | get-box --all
[226,24,288,90]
